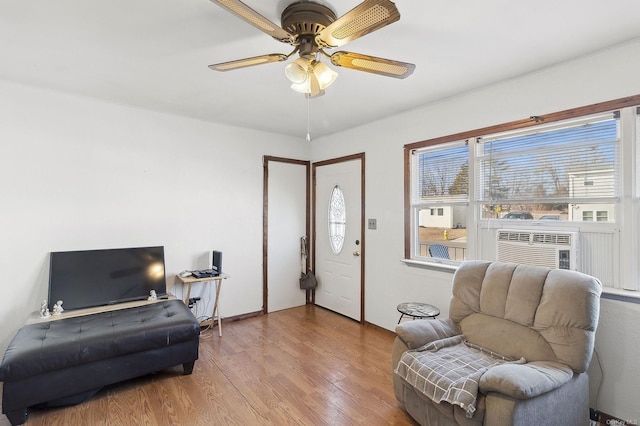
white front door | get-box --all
[313,154,364,322]
[265,157,309,313]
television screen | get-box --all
[48,246,167,311]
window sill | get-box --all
[601,287,640,304]
[401,258,459,273]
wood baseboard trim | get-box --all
[365,321,396,337]
[199,310,263,329]
[224,310,263,323]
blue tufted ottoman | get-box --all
[0,300,200,425]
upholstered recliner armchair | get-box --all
[392,260,602,426]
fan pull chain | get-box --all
[305,94,312,142]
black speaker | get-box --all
[211,251,222,273]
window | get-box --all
[404,95,640,290]
[409,141,469,262]
[328,185,346,254]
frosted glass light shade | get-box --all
[290,79,311,93]
[312,61,338,90]
[291,77,322,97]
[285,57,310,84]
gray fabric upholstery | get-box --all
[394,317,459,350]
[479,361,573,398]
[392,260,602,426]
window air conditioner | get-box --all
[496,229,578,270]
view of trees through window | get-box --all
[478,115,617,222]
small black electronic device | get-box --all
[211,250,223,273]
[191,269,220,279]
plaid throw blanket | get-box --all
[395,335,524,418]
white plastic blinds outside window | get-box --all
[477,113,619,205]
[412,141,469,205]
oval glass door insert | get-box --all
[328,185,346,254]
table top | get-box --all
[27,294,178,325]
[397,302,440,318]
[176,272,230,284]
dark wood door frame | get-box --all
[262,156,311,314]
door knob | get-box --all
[353,251,360,256]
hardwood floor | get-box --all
[1,305,417,425]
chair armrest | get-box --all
[479,361,574,399]
[394,318,459,350]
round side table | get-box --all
[397,302,440,324]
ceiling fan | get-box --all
[208,0,416,97]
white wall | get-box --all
[0,80,307,353]
[311,39,640,422]
[589,298,640,423]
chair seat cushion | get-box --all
[0,300,199,382]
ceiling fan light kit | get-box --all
[208,0,415,97]
[286,56,338,96]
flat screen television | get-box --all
[48,246,167,311]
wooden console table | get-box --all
[176,273,229,337]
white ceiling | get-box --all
[2,0,640,139]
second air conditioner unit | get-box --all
[496,229,578,270]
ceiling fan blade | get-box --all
[316,0,400,48]
[330,51,415,79]
[209,53,289,71]
[210,0,295,43]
